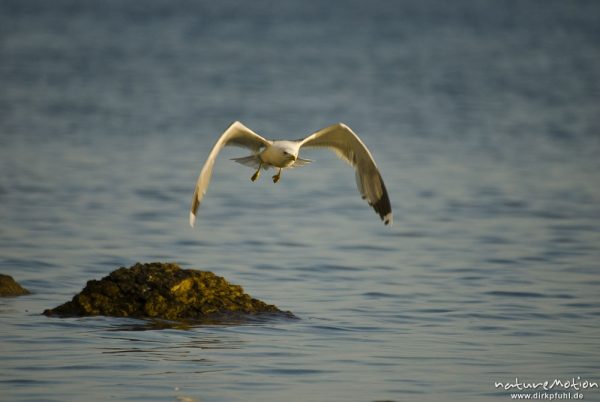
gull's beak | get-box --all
[291,155,297,161]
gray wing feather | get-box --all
[190,121,271,227]
[300,123,393,225]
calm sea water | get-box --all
[1,1,600,401]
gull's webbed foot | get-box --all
[251,162,263,182]
[272,169,282,183]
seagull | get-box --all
[189,121,392,227]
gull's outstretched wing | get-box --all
[190,121,271,227]
[300,123,393,225]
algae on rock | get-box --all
[43,262,290,321]
[0,274,30,297]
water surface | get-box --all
[1,1,600,401]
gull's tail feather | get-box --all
[231,154,263,169]
[290,157,312,168]
[189,211,196,227]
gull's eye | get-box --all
[283,151,289,155]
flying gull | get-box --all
[190,121,392,227]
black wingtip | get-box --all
[371,180,392,226]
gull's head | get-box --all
[282,149,297,161]
[275,141,298,161]
[270,141,299,166]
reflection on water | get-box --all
[1,0,600,401]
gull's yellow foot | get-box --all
[251,162,263,182]
[272,169,282,183]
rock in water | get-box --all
[0,274,30,297]
[43,262,291,321]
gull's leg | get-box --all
[251,162,262,182]
[272,168,282,183]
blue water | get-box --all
[1,1,600,401]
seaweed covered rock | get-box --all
[0,274,30,297]
[43,262,290,321]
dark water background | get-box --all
[1,1,600,401]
